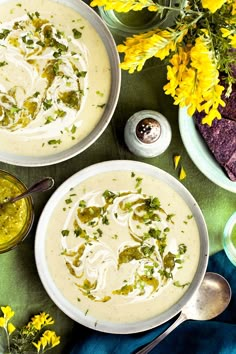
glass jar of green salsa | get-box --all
[0,170,34,253]
[98,0,179,37]
[223,212,236,266]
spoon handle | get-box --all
[135,312,187,354]
[9,177,55,203]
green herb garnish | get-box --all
[72,28,82,39]
[48,139,61,145]
[61,229,70,237]
[0,61,8,67]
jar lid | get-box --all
[124,110,172,158]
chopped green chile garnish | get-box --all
[118,246,143,267]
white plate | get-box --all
[179,107,236,193]
[0,0,121,167]
[35,160,209,334]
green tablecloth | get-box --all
[0,3,235,353]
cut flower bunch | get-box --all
[91,0,236,125]
[0,306,60,354]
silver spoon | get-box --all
[0,177,54,207]
[135,272,231,354]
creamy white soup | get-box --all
[46,170,200,324]
[0,0,111,156]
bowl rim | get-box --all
[223,211,236,266]
[98,0,171,37]
[35,160,209,334]
[0,169,34,253]
[0,0,121,167]
[178,107,236,193]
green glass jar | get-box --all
[0,170,34,253]
[98,0,178,37]
[223,212,236,266]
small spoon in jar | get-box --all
[0,177,54,207]
[135,272,231,354]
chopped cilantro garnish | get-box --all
[97,104,106,109]
[166,213,175,223]
[71,125,77,134]
[79,200,86,207]
[178,243,187,255]
[76,71,87,78]
[0,29,10,40]
[141,245,155,256]
[103,190,117,203]
[10,106,21,114]
[102,215,109,225]
[43,99,53,110]
[45,116,54,124]
[158,269,173,280]
[97,228,103,237]
[48,139,61,145]
[173,281,190,288]
[135,177,142,189]
[61,229,70,237]
[148,228,161,239]
[55,110,66,118]
[96,90,104,97]
[72,28,82,39]
[0,61,8,67]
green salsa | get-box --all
[0,178,28,245]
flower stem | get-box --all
[4,327,11,354]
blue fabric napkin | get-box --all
[69,251,236,354]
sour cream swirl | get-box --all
[61,188,187,303]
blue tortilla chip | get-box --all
[195,112,236,181]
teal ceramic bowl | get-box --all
[179,107,236,193]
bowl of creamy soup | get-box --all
[0,0,120,166]
[35,160,209,333]
[0,170,34,253]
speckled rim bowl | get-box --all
[179,107,236,193]
[35,160,209,334]
[0,170,34,253]
[0,0,121,167]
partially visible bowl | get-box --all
[35,160,208,333]
[223,212,236,266]
[0,0,121,167]
[0,170,34,253]
[179,107,236,193]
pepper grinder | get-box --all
[124,110,172,158]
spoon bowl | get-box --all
[136,272,231,354]
[182,272,231,321]
[0,176,54,207]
